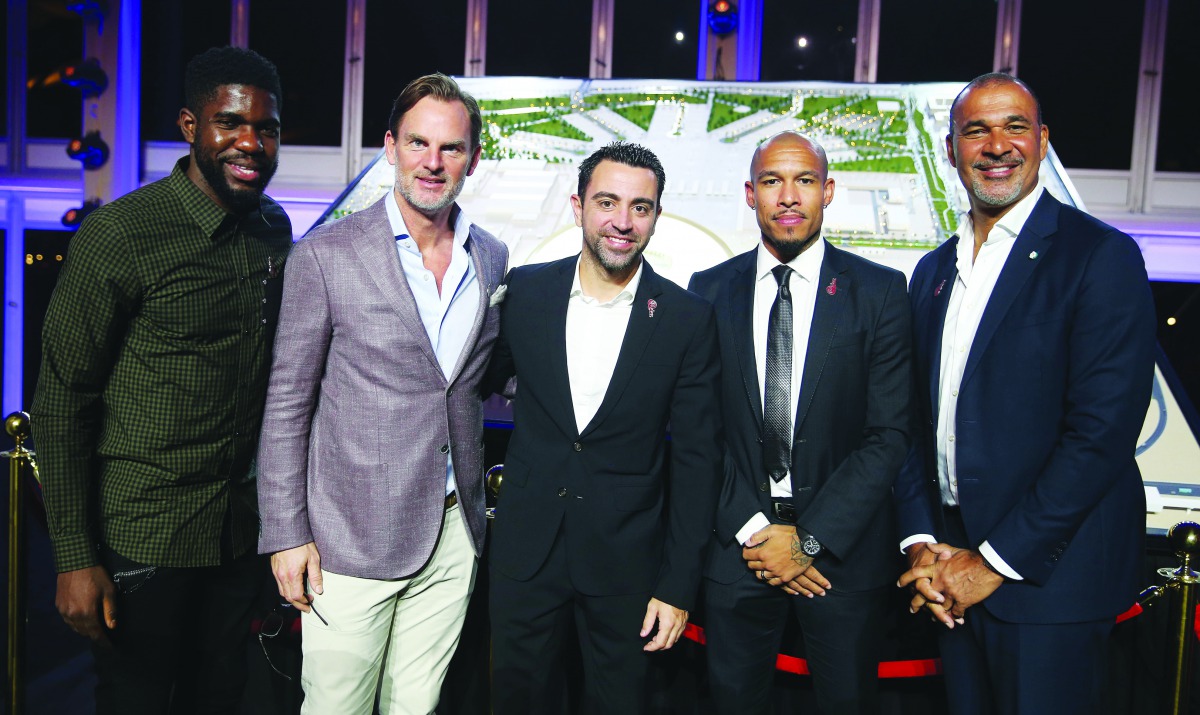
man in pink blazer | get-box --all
[256,74,508,714]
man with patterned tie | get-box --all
[689,131,913,714]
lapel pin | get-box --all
[647,298,658,318]
[825,278,837,296]
[934,279,946,297]
[1029,251,1038,260]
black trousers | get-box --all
[703,571,889,715]
[92,544,267,715]
[490,529,656,715]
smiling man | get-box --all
[485,142,722,714]
[895,74,1155,714]
[30,47,290,714]
[256,73,508,714]
[688,131,912,714]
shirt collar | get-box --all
[952,182,1045,248]
[755,236,825,284]
[169,156,244,240]
[386,191,471,253]
[570,256,644,307]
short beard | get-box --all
[970,176,1025,207]
[397,172,467,214]
[584,232,644,276]
[762,228,820,262]
[194,151,276,214]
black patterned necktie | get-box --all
[764,265,793,483]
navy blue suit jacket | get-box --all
[690,242,912,591]
[894,192,1156,624]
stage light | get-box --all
[708,0,737,36]
[61,200,102,228]
[66,131,110,170]
[62,58,109,97]
[675,31,685,43]
[797,36,809,48]
[1167,317,1177,326]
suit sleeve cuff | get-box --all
[736,513,771,546]
[899,534,936,554]
[979,540,1023,581]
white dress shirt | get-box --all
[735,239,825,545]
[565,258,644,433]
[899,184,1046,580]
[386,195,480,497]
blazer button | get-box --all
[759,482,769,492]
[439,444,450,454]
[557,488,568,497]
[573,442,582,452]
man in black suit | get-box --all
[689,131,912,714]
[486,142,722,714]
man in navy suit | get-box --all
[689,131,912,714]
[896,74,1156,714]
[486,142,722,714]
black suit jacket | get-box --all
[486,256,722,611]
[689,242,912,591]
[895,193,1155,623]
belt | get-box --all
[445,492,458,509]
[770,498,796,523]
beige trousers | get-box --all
[299,503,477,715]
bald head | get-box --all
[949,72,1043,132]
[751,131,829,182]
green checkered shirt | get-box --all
[31,157,293,573]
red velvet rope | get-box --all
[683,601,1150,679]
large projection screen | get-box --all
[313,78,1200,532]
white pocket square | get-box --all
[489,284,507,307]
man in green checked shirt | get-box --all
[30,47,291,714]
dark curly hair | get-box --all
[577,142,666,203]
[184,46,282,113]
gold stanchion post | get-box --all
[1138,521,1200,715]
[3,411,34,715]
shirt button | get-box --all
[261,318,268,325]
[261,298,267,304]
[959,346,966,353]
[439,444,450,454]
[557,488,568,497]
[949,435,955,442]
[261,279,268,286]
[573,442,582,452]
[952,390,958,397]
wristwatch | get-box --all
[797,529,823,558]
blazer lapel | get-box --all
[579,260,664,438]
[351,199,441,372]
[728,252,762,429]
[546,257,579,434]
[447,225,497,386]
[959,194,1058,390]
[925,240,959,419]
[794,245,849,436]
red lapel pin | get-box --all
[934,279,946,297]
[647,298,658,318]
[825,278,837,296]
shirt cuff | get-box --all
[899,534,936,554]
[979,540,1023,581]
[736,512,772,546]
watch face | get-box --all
[802,535,821,557]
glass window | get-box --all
[760,0,858,82]
[250,0,346,146]
[1017,0,1143,170]
[612,0,700,80]
[27,1,82,139]
[141,1,230,142]
[877,0,994,83]
[23,229,72,411]
[1153,281,1200,414]
[362,0,468,146]
[1156,0,1199,172]
[486,0,591,79]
